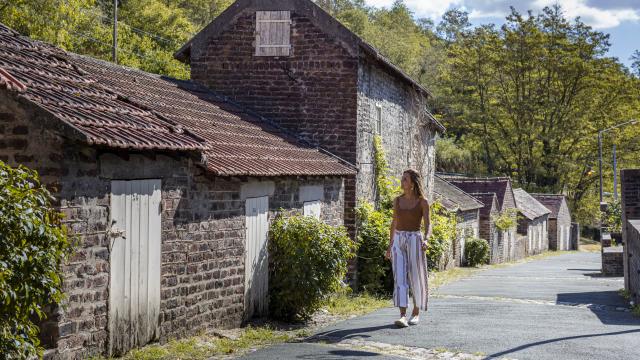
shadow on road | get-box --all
[566,268,601,272]
[295,349,386,359]
[556,291,640,325]
[312,324,397,342]
[484,328,640,359]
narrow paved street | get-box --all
[241,252,640,359]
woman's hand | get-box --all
[385,246,391,260]
[421,240,428,251]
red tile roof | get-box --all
[440,176,513,211]
[530,194,567,219]
[0,23,355,177]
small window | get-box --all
[256,11,291,56]
[375,104,382,135]
[303,200,321,220]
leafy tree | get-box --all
[0,162,73,358]
[437,5,640,224]
[436,8,471,44]
[631,50,640,78]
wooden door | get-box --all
[109,180,162,356]
[303,200,321,219]
[245,196,269,319]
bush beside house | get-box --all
[0,162,73,358]
[268,214,357,321]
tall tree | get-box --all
[439,5,640,223]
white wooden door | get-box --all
[245,196,269,319]
[303,200,321,219]
[109,180,161,356]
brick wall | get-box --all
[355,57,436,203]
[2,93,346,359]
[190,10,358,164]
[602,247,624,277]
[622,169,640,305]
[548,219,558,251]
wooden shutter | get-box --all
[256,11,291,56]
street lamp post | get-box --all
[598,119,638,203]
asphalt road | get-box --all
[241,252,640,360]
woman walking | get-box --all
[385,169,431,328]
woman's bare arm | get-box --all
[422,198,432,243]
[386,198,398,259]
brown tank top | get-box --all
[395,197,424,231]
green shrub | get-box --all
[0,161,73,358]
[268,214,357,321]
[465,237,490,267]
[373,135,400,211]
[492,209,518,231]
[426,201,458,271]
[604,199,622,233]
[355,202,394,295]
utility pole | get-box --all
[613,144,618,200]
[112,0,118,64]
[598,119,638,204]
[598,132,603,203]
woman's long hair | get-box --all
[404,169,425,199]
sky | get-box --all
[364,0,639,69]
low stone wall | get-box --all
[602,246,624,277]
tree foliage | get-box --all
[4,1,639,225]
[0,162,73,358]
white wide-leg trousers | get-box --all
[391,230,429,311]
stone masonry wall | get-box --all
[548,219,558,251]
[454,210,479,266]
[556,200,572,250]
[621,169,640,305]
[0,91,68,351]
[1,92,345,359]
[356,56,436,203]
[190,10,358,165]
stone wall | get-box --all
[356,56,436,203]
[621,169,640,305]
[520,216,548,256]
[548,219,558,251]
[602,247,624,277]
[556,199,572,250]
[190,10,358,165]
[1,93,345,359]
[453,210,479,266]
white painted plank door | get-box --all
[109,180,161,356]
[303,200,321,220]
[245,196,269,319]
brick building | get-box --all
[174,0,445,234]
[442,177,518,264]
[0,24,354,359]
[513,188,550,256]
[532,194,573,251]
[621,169,640,306]
[433,175,483,267]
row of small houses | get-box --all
[434,175,576,268]
[0,0,576,358]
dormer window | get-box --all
[255,11,291,56]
